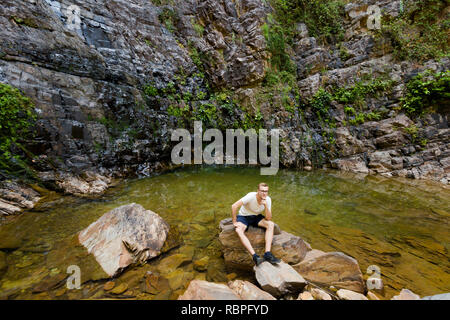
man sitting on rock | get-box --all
[231,182,281,266]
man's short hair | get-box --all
[258,182,268,190]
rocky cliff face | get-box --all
[0,0,449,200]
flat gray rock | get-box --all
[254,261,307,297]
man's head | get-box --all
[257,182,269,199]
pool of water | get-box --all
[0,166,449,299]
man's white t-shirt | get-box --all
[238,192,271,216]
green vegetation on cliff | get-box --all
[158,7,179,33]
[0,83,36,175]
[144,79,264,131]
[261,15,295,73]
[333,77,396,109]
[269,0,349,45]
[378,0,449,63]
[401,69,450,116]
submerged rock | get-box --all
[218,218,311,270]
[292,251,366,293]
[166,269,194,291]
[160,224,183,254]
[110,283,128,295]
[193,256,210,272]
[78,203,169,277]
[0,251,7,277]
[103,281,115,291]
[254,261,307,297]
[144,272,170,295]
[32,273,68,293]
[157,253,192,274]
[178,280,241,300]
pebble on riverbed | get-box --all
[103,281,115,291]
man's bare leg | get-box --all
[258,219,275,252]
[234,222,256,255]
[257,219,280,263]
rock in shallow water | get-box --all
[310,287,332,300]
[32,273,68,293]
[78,203,169,277]
[421,293,450,300]
[292,251,366,293]
[157,253,192,274]
[0,251,8,278]
[193,256,209,272]
[391,288,421,300]
[178,280,241,300]
[55,172,111,196]
[337,289,368,300]
[367,291,380,300]
[0,181,41,216]
[228,280,276,300]
[218,218,311,270]
[297,291,314,300]
[144,272,170,295]
[110,283,128,295]
[254,261,307,297]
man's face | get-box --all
[258,186,269,199]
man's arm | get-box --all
[261,199,272,220]
[264,204,272,221]
[231,200,243,225]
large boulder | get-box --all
[292,251,366,293]
[178,280,241,300]
[78,203,169,277]
[254,261,307,297]
[218,218,311,270]
[228,280,276,300]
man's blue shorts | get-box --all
[236,214,265,231]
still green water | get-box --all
[0,166,449,299]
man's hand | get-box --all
[233,220,239,228]
[260,199,267,207]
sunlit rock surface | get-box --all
[78,203,169,276]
